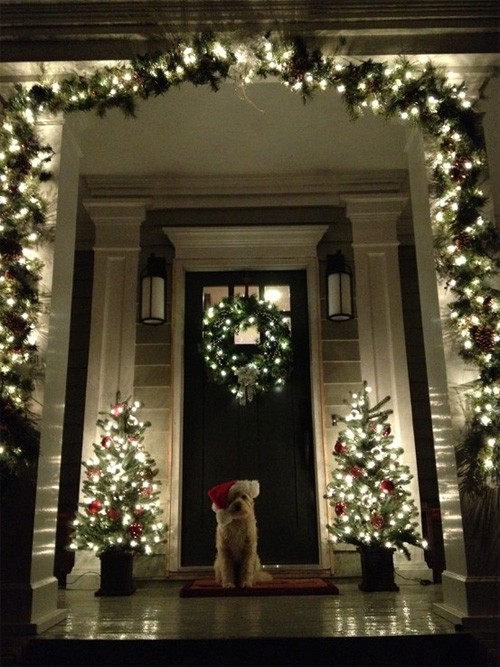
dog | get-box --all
[208,479,272,588]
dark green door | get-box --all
[181,270,319,567]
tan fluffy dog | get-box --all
[208,479,272,588]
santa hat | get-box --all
[208,479,260,525]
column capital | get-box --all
[340,194,408,245]
[84,198,148,249]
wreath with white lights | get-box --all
[201,294,293,405]
[0,32,498,490]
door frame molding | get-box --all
[163,225,329,574]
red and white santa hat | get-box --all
[208,479,260,525]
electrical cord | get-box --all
[395,569,434,586]
[65,571,100,587]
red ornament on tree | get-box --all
[101,435,112,449]
[128,522,143,539]
[86,466,101,480]
[370,513,385,529]
[383,425,391,437]
[87,500,102,514]
[140,485,153,497]
[106,508,121,521]
[334,440,346,454]
[381,479,396,494]
[349,466,364,478]
[335,502,347,516]
[111,403,125,416]
[133,507,145,517]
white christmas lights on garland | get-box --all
[0,32,498,489]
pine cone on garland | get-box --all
[3,313,30,337]
[471,326,495,353]
[454,233,473,250]
[0,237,23,260]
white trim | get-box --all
[164,224,329,573]
[83,170,407,210]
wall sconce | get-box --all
[140,253,166,325]
[326,250,354,321]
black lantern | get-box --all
[140,253,166,325]
[326,250,354,321]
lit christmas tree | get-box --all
[326,381,425,559]
[70,393,166,556]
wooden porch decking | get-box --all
[2,576,497,666]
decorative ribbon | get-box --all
[235,364,259,406]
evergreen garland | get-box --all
[0,32,498,490]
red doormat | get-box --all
[179,577,339,597]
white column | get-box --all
[342,194,430,576]
[72,199,146,577]
[406,127,499,630]
[1,114,82,633]
[81,199,146,455]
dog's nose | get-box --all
[233,501,241,511]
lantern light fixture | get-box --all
[140,253,166,325]
[326,250,354,321]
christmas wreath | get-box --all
[201,294,293,405]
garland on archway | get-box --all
[201,294,293,405]
[1,33,498,490]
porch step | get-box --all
[22,634,487,666]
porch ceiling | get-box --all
[76,81,408,180]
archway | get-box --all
[1,33,498,631]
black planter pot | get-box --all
[357,547,400,592]
[95,550,136,597]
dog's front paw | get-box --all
[240,579,254,588]
[221,581,236,589]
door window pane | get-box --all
[264,285,290,311]
[234,324,260,345]
[202,286,228,310]
[203,283,291,344]
[234,285,259,298]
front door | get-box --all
[181,270,319,567]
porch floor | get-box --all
[5,574,497,666]
[41,577,456,641]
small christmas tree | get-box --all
[326,381,424,559]
[70,393,166,556]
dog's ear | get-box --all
[232,479,260,499]
[215,509,234,526]
[247,480,260,499]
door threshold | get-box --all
[168,567,332,581]
[263,567,332,579]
